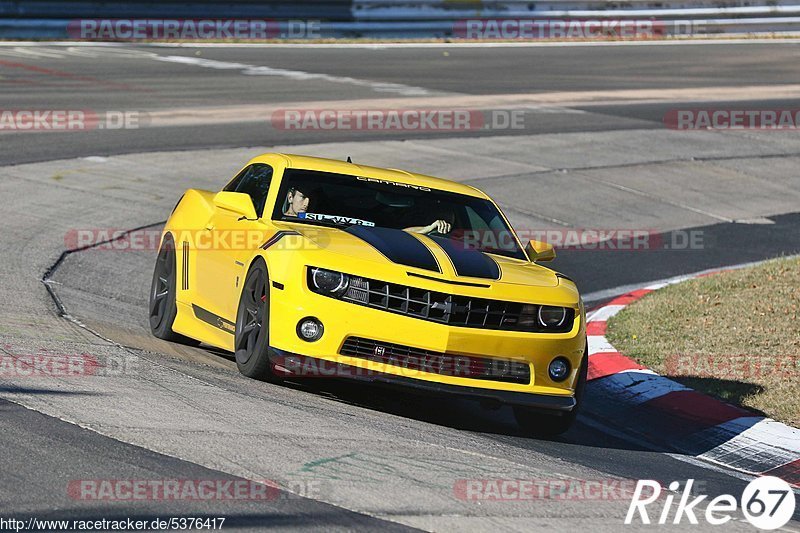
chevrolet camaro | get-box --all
[149,153,587,436]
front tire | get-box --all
[513,342,588,437]
[234,259,281,382]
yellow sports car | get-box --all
[149,153,587,436]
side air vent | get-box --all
[182,241,189,290]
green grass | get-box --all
[606,256,800,427]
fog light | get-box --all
[548,357,570,382]
[297,317,323,342]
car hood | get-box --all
[284,224,559,288]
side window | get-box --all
[223,167,249,193]
[465,205,490,231]
[223,163,273,217]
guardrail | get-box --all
[355,5,800,19]
[0,1,352,19]
[1,0,800,39]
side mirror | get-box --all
[213,191,257,220]
[525,240,556,262]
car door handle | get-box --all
[205,224,215,231]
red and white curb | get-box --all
[584,267,800,487]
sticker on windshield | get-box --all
[299,212,376,227]
[357,176,431,192]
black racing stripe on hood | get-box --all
[345,226,440,273]
[429,236,501,280]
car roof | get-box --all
[250,153,490,199]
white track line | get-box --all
[151,55,434,96]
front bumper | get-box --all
[267,266,586,400]
[268,347,577,412]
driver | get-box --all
[404,220,451,235]
[282,187,310,217]
[404,206,453,235]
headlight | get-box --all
[538,306,567,328]
[518,304,570,331]
[310,267,349,294]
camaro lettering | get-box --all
[356,176,431,192]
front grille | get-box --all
[325,271,574,333]
[340,337,531,385]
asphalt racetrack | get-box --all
[1,41,799,531]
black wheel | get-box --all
[234,259,280,382]
[513,341,589,437]
[149,236,198,345]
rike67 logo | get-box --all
[626,477,796,530]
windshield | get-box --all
[272,169,526,260]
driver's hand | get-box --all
[422,220,451,235]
